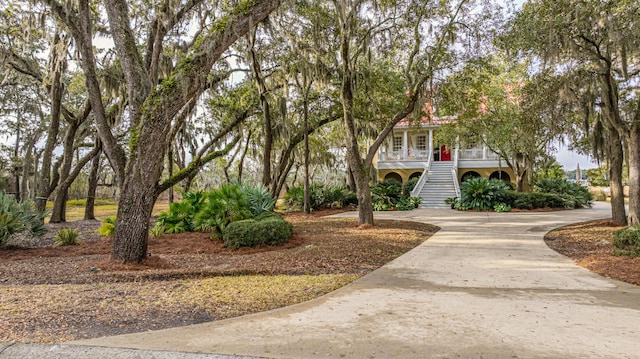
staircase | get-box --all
[417,162,458,209]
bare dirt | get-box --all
[0,210,439,343]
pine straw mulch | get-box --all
[0,210,438,343]
[545,219,640,286]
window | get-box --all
[393,136,402,152]
[416,135,427,151]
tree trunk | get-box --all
[13,115,21,202]
[627,106,640,225]
[303,93,311,214]
[111,181,156,263]
[608,126,627,226]
[50,189,68,222]
[168,145,174,204]
[339,8,374,225]
[49,120,81,223]
[237,130,251,182]
[84,151,101,220]
[346,162,356,191]
[354,166,374,224]
[36,35,64,212]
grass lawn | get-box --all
[45,199,171,222]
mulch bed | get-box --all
[0,210,439,343]
[545,219,640,286]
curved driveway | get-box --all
[64,203,640,358]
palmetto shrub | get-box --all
[193,184,253,237]
[285,184,356,210]
[153,183,278,238]
[155,191,205,233]
[457,177,511,211]
[613,226,640,258]
[0,193,46,245]
[534,178,593,208]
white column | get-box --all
[403,131,408,160]
[483,144,487,160]
[429,130,433,160]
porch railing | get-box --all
[410,146,432,198]
[452,147,461,198]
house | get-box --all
[374,116,515,208]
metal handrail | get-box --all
[452,146,460,198]
[410,147,432,198]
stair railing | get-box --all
[451,145,460,198]
[410,147,432,198]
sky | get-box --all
[555,146,597,171]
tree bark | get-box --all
[248,32,273,187]
[237,130,252,181]
[338,1,374,225]
[104,0,282,262]
[626,94,640,225]
[13,113,21,202]
[84,151,101,220]
[608,124,627,226]
[35,36,64,211]
[628,120,640,225]
[49,119,81,223]
[302,74,311,214]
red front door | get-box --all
[440,145,451,161]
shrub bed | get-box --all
[222,214,293,249]
[613,226,640,257]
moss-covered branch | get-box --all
[156,136,240,196]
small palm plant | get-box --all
[54,228,80,246]
[0,193,46,245]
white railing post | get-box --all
[411,146,432,198]
[452,145,460,198]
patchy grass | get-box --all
[545,219,640,286]
[0,274,356,343]
[45,200,170,222]
[0,212,438,343]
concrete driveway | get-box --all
[4,202,639,358]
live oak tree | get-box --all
[502,0,640,225]
[438,56,561,192]
[44,0,283,263]
[332,0,479,225]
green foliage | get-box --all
[613,226,640,258]
[0,193,46,245]
[370,179,420,211]
[284,184,356,211]
[98,216,116,236]
[395,197,421,211]
[493,203,512,213]
[66,198,118,207]
[152,183,277,237]
[149,223,166,237]
[371,179,402,210]
[458,177,511,211]
[511,192,564,210]
[194,183,253,237]
[586,166,609,187]
[155,191,206,234]
[403,177,420,195]
[54,228,80,246]
[222,215,293,249]
[534,178,592,209]
[238,182,276,216]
